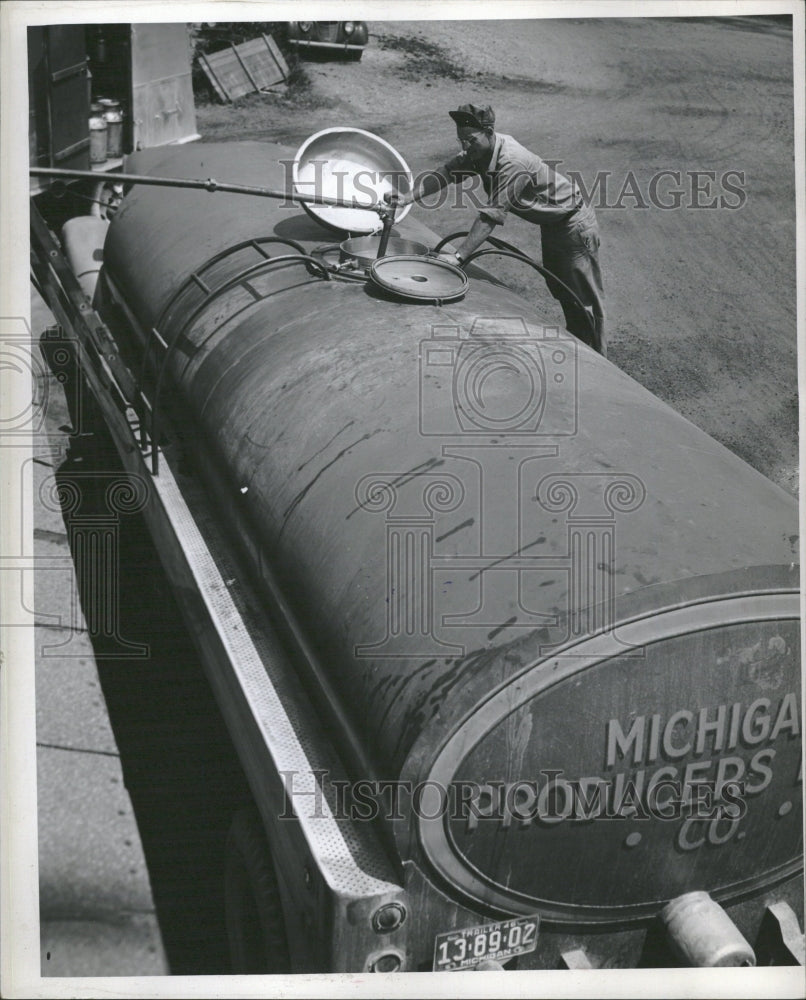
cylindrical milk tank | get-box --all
[100,98,123,157]
[99,143,801,925]
[88,112,107,163]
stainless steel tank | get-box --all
[339,234,428,269]
[98,142,801,927]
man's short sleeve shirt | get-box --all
[444,133,581,226]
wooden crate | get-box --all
[198,34,289,102]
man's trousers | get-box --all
[540,203,606,355]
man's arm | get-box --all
[435,214,496,265]
[474,159,533,226]
[454,214,496,261]
[393,166,454,208]
[440,159,532,264]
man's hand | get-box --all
[437,214,496,266]
[434,249,464,266]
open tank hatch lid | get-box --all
[292,127,414,234]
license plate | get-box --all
[433,914,540,971]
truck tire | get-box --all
[224,806,291,973]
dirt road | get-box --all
[198,15,798,493]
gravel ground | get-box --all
[197,15,798,494]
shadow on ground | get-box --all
[43,334,253,975]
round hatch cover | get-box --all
[293,127,413,234]
[369,255,468,302]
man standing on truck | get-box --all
[390,103,606,355]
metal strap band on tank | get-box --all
[141,235,308,395]
[148,252,330,475]
[137,236,311,458]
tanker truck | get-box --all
[29,133,803,975]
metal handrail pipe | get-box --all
[29,165,385,214]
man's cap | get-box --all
[449,103,495,129]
